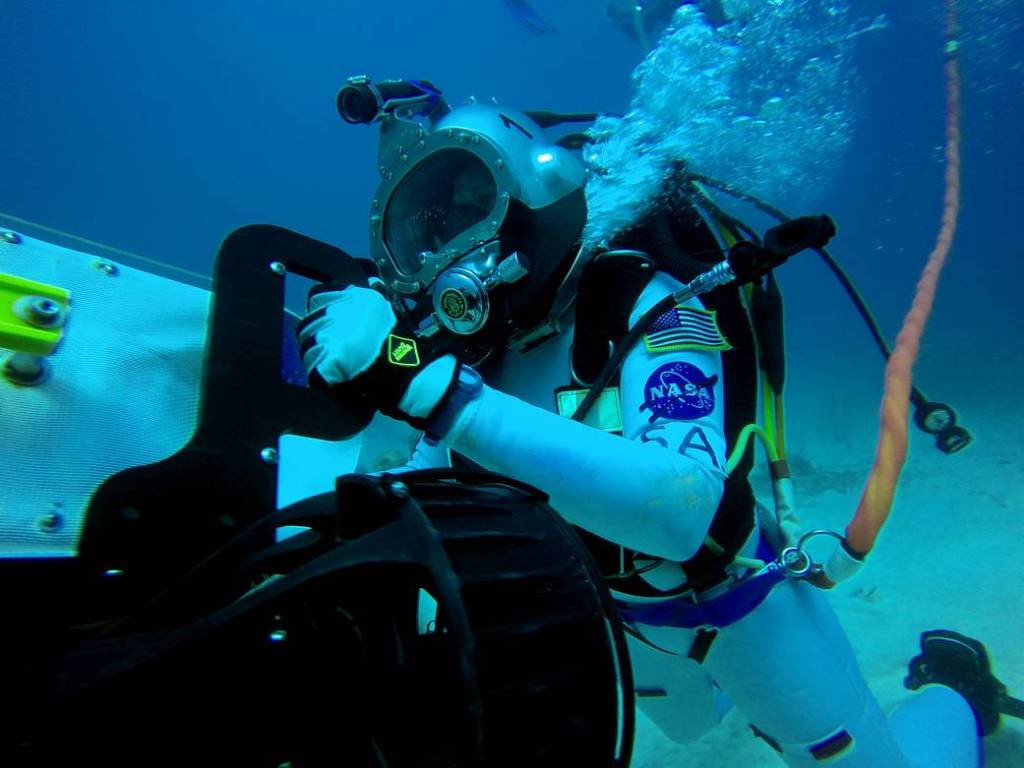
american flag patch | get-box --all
[644,305,731,354]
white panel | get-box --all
[1,233,209,557]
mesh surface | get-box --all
[1,233,209,557]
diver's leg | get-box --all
[703,579,980,768]
[626,626,730,744]
[889,686,980,768]
[904,628,1017,738]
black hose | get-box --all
[572,293,676,422]
[685,173,927,408]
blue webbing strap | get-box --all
[616,533,788,629]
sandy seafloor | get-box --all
[631,377,1024,766]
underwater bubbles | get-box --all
[584,0,876,249]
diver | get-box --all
[501,1,728,46]
[604,0,730,48]
[501,0,558,35]
[300,81,1018,766]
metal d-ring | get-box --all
[781,529,844,578]
[780,546,813,577]
[796,529,844,550]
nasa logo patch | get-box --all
[641,361,718,421]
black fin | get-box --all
[905,629,1015,736]
[522,110,600,128]
[556,132,593,150]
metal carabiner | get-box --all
[779,529,844,579]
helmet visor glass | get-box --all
[383,149,498,275]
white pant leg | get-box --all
[890,686,981,768]
[626,628,730,744]
[700,579,980,768]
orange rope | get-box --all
[845,0,961,555]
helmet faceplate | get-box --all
[370,105,586,295]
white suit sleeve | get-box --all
[448,272,728,561]
[394,436,452,472]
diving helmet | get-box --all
[364,95,589,348]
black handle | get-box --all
[728,214,837,282]
[764,214,837,257]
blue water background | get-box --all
[1,2,1023,763]
[2,2,1020,408]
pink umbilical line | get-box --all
[845,0,962,556]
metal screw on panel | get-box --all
[217,514,238,530]
[270,261,286,276]
[0,230,21,244]
[37,512,63,533]
[119,506,143,522]
[20,296,64,328]
[94,260,119,276]
[3,353,49,386]
[260,447,279,465]
[268,628,288,643]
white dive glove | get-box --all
[296,284,478,436]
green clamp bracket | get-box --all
[1,272,71,355]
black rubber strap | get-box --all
[571,251,655,385]
[687,628,718,664]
